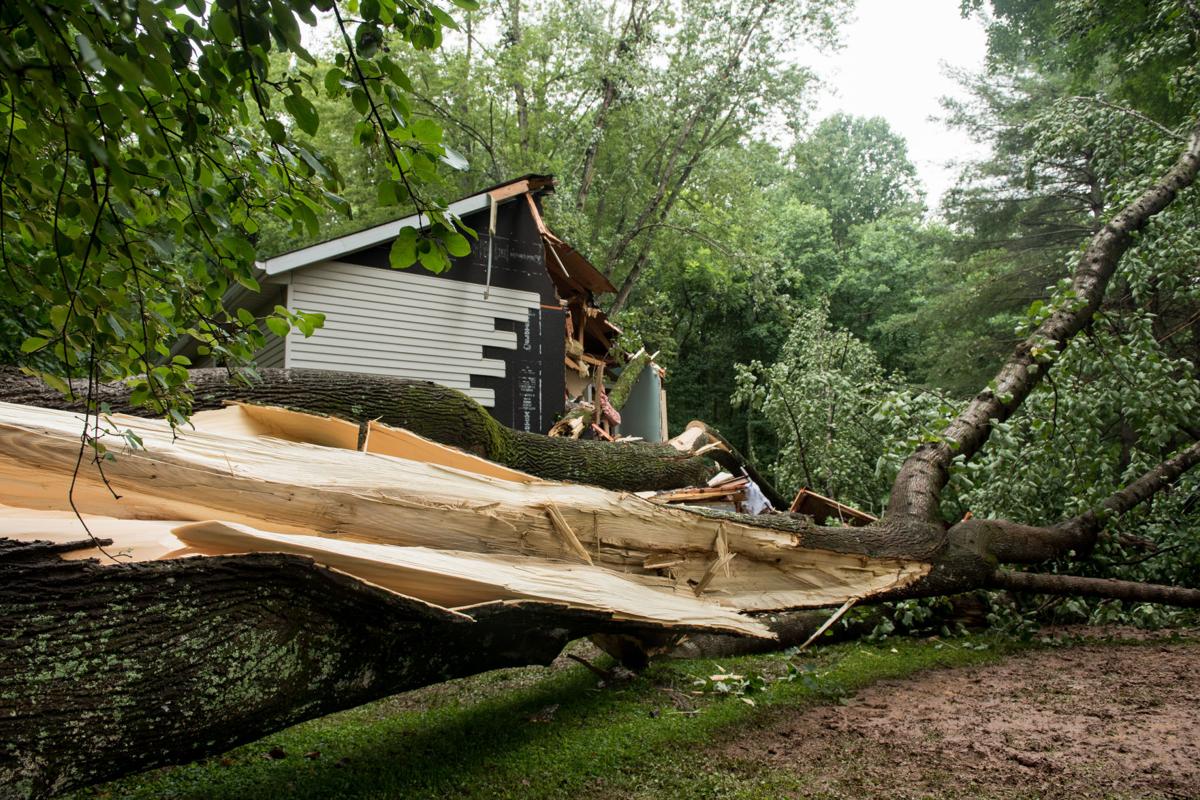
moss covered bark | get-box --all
[0,539,692,799]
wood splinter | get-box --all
[543,502,594,565]
[797,596,858,653]
[692,552,736,596]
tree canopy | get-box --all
[0,0,477,418]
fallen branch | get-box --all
[990,570,1200,607]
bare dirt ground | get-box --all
[723,633,1200,799]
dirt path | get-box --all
[722,636,1200,799]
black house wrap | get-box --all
[344,193,568,432]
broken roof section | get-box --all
[258,174,617,302]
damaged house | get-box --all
[197,175,665,438]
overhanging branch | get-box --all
[888,123,1200,523]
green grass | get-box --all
[76,634,1029,800]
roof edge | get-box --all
[259,175,555,277]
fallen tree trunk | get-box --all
[0,537,713,798]
[0,367,711,492]
[0,401,931,613]
[1,405,1198,797]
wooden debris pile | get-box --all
[643,471,776,515]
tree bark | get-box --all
[0,538,713,799]
[0,367,712,492]
[989,570,1200,606]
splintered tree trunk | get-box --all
[0,539,687,799]
[0,402,932,615]
[0,368,711,492]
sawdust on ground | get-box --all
[722,635,1200,799]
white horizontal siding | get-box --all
[312,260,542,306]
[290,287,526,337]
[286,260,545,408]
[254,333,286,369]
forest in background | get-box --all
[2,0,1198,627]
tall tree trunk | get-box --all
[505,0,531,160]
[601,3,767,310]
[576,1,650,211]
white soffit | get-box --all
[258,192,492,277]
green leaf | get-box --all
[49,305,70,330]
[284,94,320,136]
[264,119,287,145]
[38,372,72,396]
[389,227,418,269]
[209,9,236,44]
[265,317,290,338]
[20,336,50,353]
[269,0,302,47]
[294,202,319,237]
[236,273,262,292]
[428,5,459,30]
[377,179,407,206]
[105,312,126,339]
[418,244,447,273]
[440,144,469,171]
[75,34,103,71]
[324,67,346,97]
[409,118,442,144]
[443,232,471,258]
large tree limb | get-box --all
[888,124,1200,523]
[0,367,712,492]
[982,438,1200,565]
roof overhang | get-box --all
[258,193,493,277]
[254,174,617,301]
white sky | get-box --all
[800,0,992,209]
